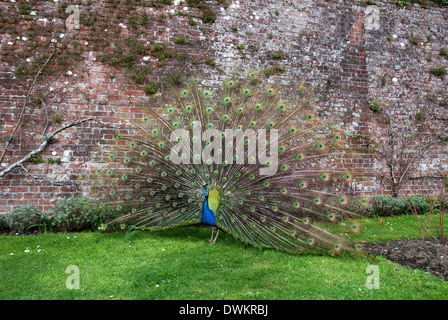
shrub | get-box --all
[50,196,114,232]
[0,214,11,233]
[3,206,46,234]
[174,38,189,45]
[271,51,284,59]
[365,194,431,217]
[405,195,432,215]
[430,66,447,78]
[144,82,158,95]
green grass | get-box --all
[1,214,447,300]
[323,214,448,243]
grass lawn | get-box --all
[1,214,447,300]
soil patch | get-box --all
[365,239,448,281]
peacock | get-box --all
[89,70,368,256]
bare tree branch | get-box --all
[0,118,102,178]
[369,107,448,197]
[0,44,58,165]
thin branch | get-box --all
[20,164,64,186]
[0,44,57,165]
[0,118,100,178]
[397,137,443,188]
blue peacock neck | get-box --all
[201,194,216,226]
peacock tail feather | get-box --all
[89,70,369,256]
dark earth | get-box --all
[365,239,448,281]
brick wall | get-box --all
[0,0,447,213]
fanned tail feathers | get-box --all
[89,70,369,256]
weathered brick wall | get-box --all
[0,0,447,213]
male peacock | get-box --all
[90,70,368,256]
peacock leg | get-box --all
[209,226,215,243]
[212,229,220,243]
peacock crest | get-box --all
[89,70,369,256]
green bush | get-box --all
[0,214,11,233]
[406,195,432,215]
[0,197,125,234]
[3,206,46,234]
[365,194,431,217]
[50,196,115,232]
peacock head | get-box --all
[202,183,209,197]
